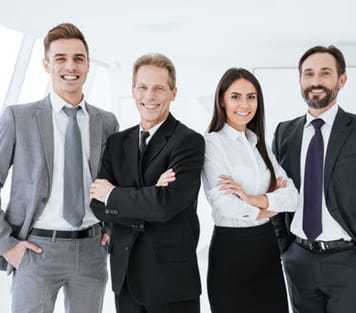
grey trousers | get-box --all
[11,230,108,313]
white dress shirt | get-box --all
[33,92,99,230]
[290,104,351,241]
[202,123,299,228]
[139,119,165,145]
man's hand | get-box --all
[276,176,288,189]
[156,169,176,187]
[3,241,42,269]
[100,233,110,246]
[90,179,115,203]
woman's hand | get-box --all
[218,175,248,201]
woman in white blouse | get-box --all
[202,68,298,313]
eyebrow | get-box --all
[54,53,86,58]
[303,67,333,73]
[231,92,256,96]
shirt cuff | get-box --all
[265,192,279,213]
[104,188,114,206]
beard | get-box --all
[302,84,339,109]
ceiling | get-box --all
[1,0,355,76]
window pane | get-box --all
[18,39,49,104]
[0,25,23,107]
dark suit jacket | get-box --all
[91,114,204,305]
[272,107,356,253]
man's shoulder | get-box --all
[86,103,116,120]
[0,99,47,122]
[175,120,203,140]
[277,115,305,133]
[107,124,137,143]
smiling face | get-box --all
[300,52,347,115]
[222,78,258,132]
[43,38,89,105]
[132,65,177,130]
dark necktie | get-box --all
[62,106,85,227]
[139,130,150,154]
[303,118,325,240]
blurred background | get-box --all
[0,1,355,312]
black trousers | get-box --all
[115,279,200,313]
[208,222,289,313]
[283,241,356,313]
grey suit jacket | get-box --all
[0,95,119,270]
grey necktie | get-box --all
[62,106,85,227]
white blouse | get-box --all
[202,123,299,228]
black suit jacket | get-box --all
[91,114,204,305]
[272,107,356,253]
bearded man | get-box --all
[272,45,356,313]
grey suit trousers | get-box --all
[11,229,108,313]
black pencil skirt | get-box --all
[207,222,289,313]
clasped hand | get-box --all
[218,175,288,219]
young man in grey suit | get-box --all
[272,45,356,313]
[0,23,119,313]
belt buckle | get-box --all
[319,241,327,251]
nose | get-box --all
[310,75,321,87]
[143,88,156,101]
[64,59,77,72]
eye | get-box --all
[247,94,256,100]
[321,71,331,76]
[137,86,147,91]
[303,72,313,78]
[55,57,66,62]
[74,57,85,63]
[231,94,240,100]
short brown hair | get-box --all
[44,23,89,58]
[298,45,346,76]
[133,53,176,90]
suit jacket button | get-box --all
[125,246,130,251]
[139,224,144,230]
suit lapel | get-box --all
[142,114,177,170]
[124,126,140,183]
[87,104,103,178]
[324,108,353,197]
[35,96,54,187]
[286,116,305,190]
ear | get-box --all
[171,87,177,101]
[43,58,49,73]
[338,73,347,89]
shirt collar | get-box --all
[139,119,166,138]
[222,123,258,147]
[50,92,87,115]
[305,103,338,128]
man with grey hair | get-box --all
[90,53,204,313]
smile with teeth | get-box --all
[62,75,80,81]
[142,103,160,111]
[235,111,250,117]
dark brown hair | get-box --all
[209,68,276,191]
[44,23,89,58]
[298,45,346,76]
[133,53,176,90]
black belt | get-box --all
[29,224,101,240]
[295,236,355,252]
